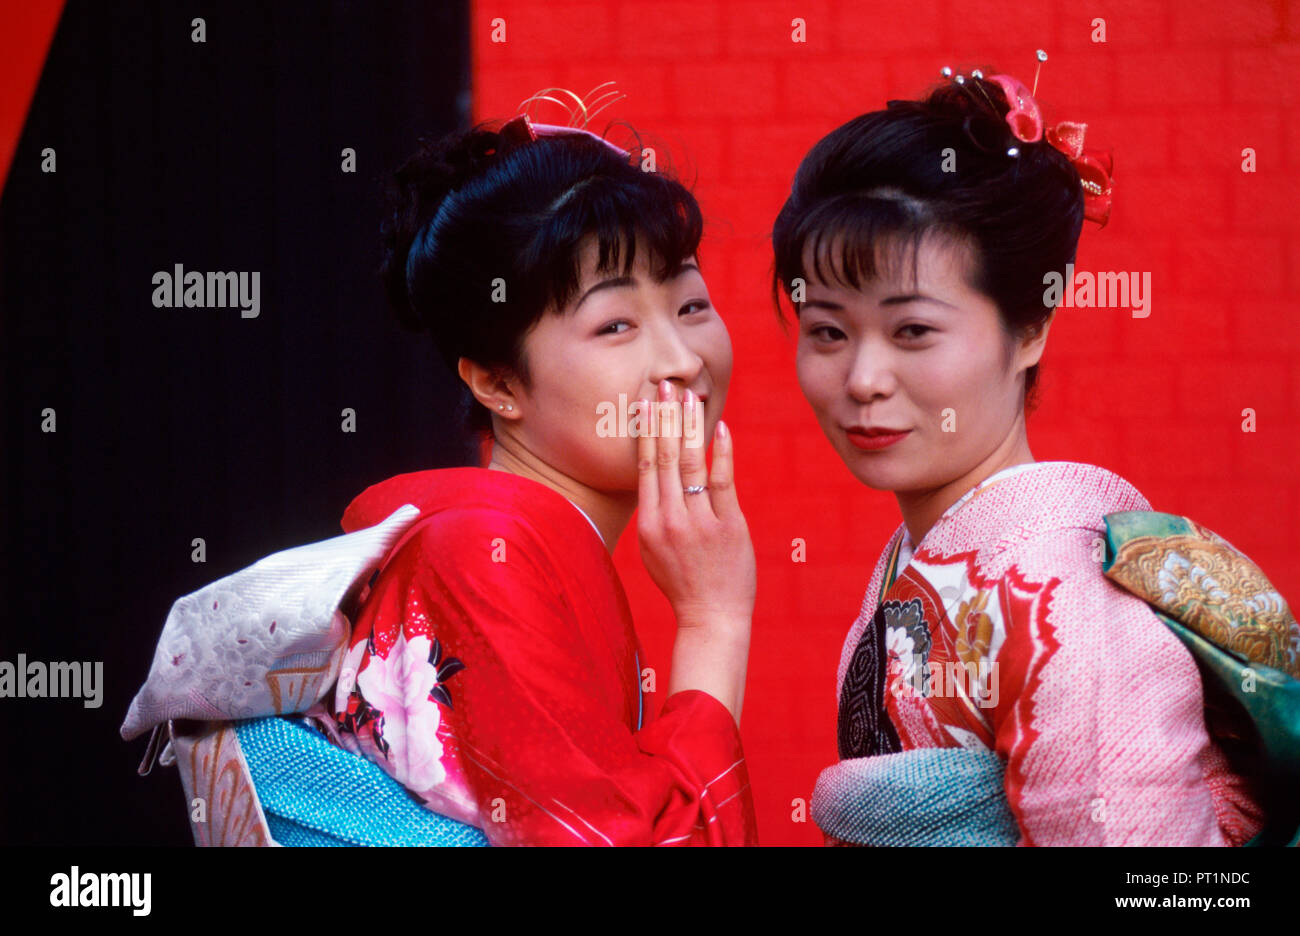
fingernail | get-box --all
[717,420,728,441]
[684,388,695,405]
[659,379,671,401]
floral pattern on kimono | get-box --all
[320,467,758,846]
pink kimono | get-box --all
[825,461,1264,846]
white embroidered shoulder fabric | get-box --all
[120,504,422,740]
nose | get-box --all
[844,338,897,403]
[647,320,705,396]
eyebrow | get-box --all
[800,292,955,312]
[574,262,701,312]
[882,293,956,309]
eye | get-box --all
[898,324,934,340]
[680,300,711,317]
[597,320,631,336]
[808,324,846,343]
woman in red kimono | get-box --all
[314,110,758,845]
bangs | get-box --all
[521,161,705,316]
[773,188,965,320]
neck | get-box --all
[894,419,1034,549]
[487,437,635,556]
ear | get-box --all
[457,357,520,418]
[1016,310,1054,370]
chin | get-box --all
[838,448,915,492]
[848,466,903,492]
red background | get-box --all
[3,0,1295,847]
[473,0,1300,845]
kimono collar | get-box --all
[897,460,1151,567]
[340,466,607,549]
[564,499,606,545]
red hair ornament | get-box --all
[948,51,1114,228]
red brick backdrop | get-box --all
[473,0,1300,845]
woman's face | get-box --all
[794,232,1044,494]
[510,234,733,491]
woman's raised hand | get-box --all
[636,379,755,721]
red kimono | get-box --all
[323,467,757,845]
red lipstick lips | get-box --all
[845,426,910,450]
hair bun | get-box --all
[378,125,506,332]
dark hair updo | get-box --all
[771,72,1088,413]
[380,119,704,436]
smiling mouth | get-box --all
[844,427,910,451]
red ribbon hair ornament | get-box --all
[954,52,1114,228]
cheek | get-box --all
[912,340,1013,430]
[548,355,645,459]
[523,352,606,441]
[794,346,826,406]
[709,325,734,380]
[796,342,850,406]
[693,320,734,389]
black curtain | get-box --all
[0,0,471,844]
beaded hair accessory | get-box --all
[492,81,632,159]
[941,50,1113,227]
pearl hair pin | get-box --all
[941,50,1049,159]
[936,50,1114,226]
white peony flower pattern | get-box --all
[335,631,464,795]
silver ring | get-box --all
[683,485,707,496]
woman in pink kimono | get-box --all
[771,61,1287,845]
